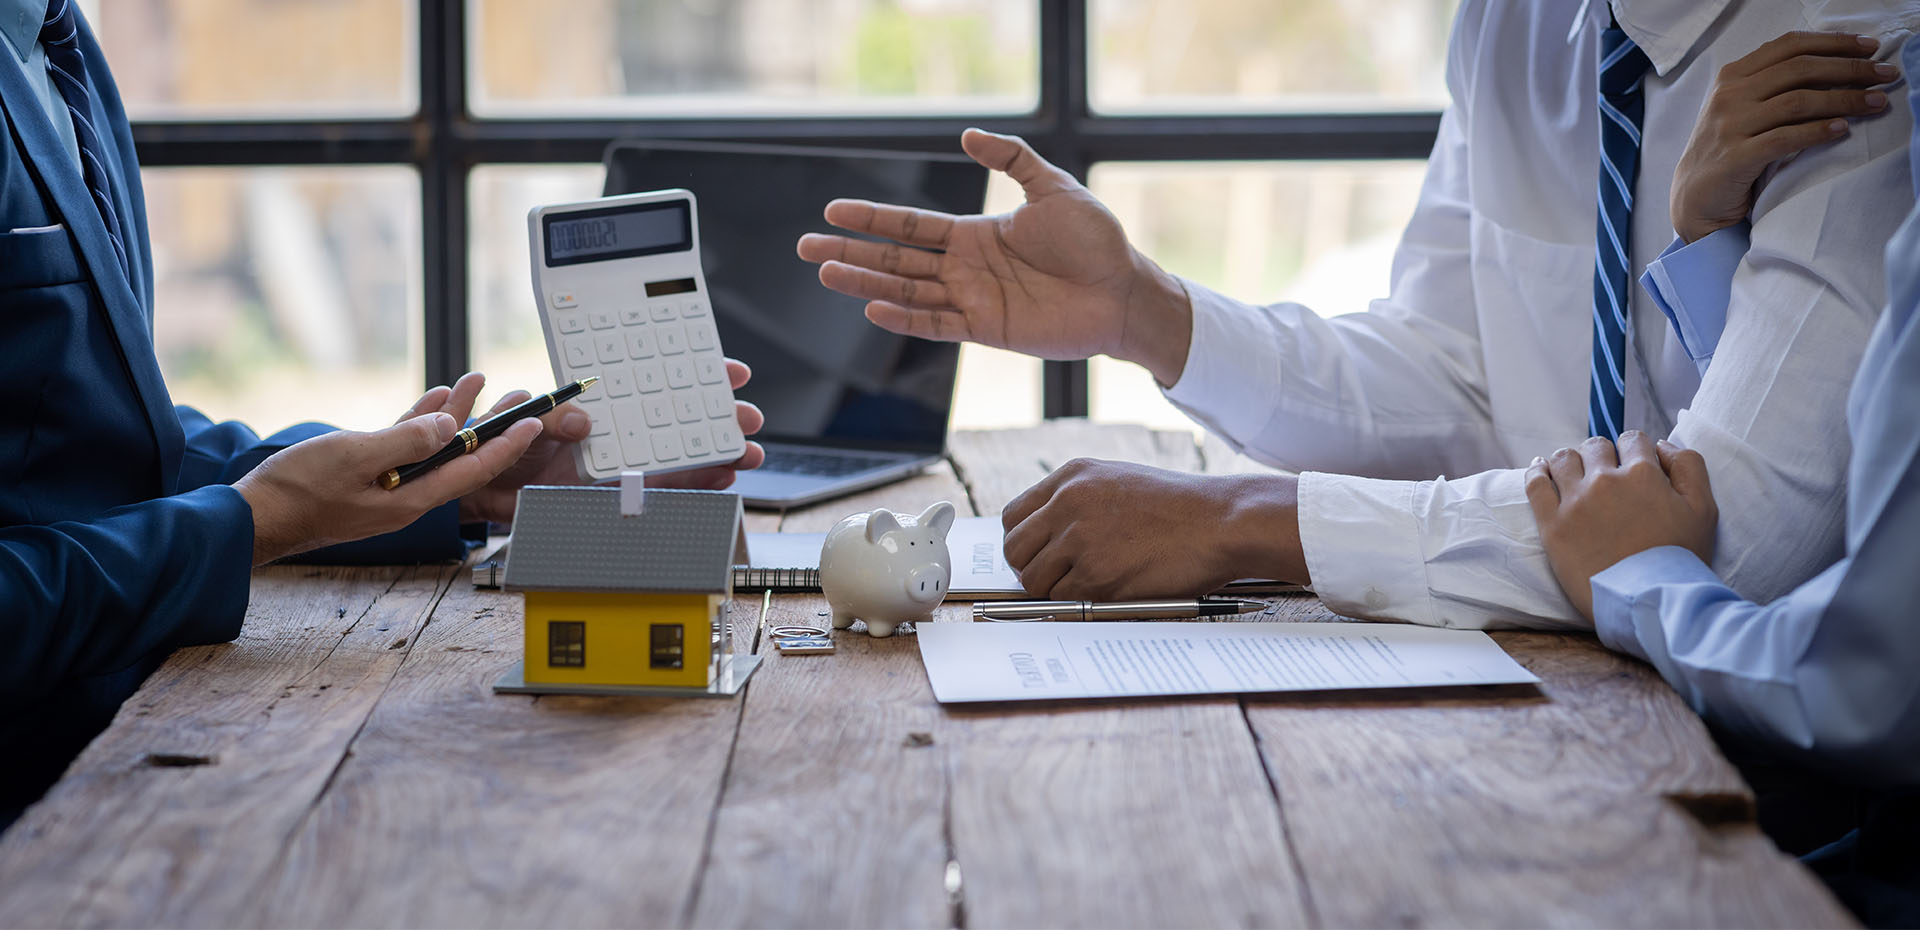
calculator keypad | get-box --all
[547,292,742,479]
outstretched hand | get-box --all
[1523,431,1718,620]
[1672,31,1894,243]
[797,129,1195,385]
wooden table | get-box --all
[0,422,1853,928]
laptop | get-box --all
[603,140,989,510]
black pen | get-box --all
[971,598,1268,622]
[379,376,598,490]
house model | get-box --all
[497,485,757,696]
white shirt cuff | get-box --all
[1296,471,1438,626]
[1298,468,1589,631]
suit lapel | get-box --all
[0,54,183,492]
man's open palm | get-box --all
[796,129,1147,362]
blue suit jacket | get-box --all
[0,12,461,822]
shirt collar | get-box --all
[0,0,47,65]
[1598,0,1736,77]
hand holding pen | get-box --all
[234,372,555,566]
[381,376,598,490]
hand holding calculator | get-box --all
[528,190,747,482]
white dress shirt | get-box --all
[1570,36,1920,783]
[1164,0,1919,630]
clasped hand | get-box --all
[1524,432,1718,620]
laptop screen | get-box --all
[604,141,989,454]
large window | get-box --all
[470,1,1038,117]
[109,0,1453,431]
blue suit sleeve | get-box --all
[0,485,253,704]
[173,406,469,564]
[175,405,329,488]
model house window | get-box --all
[548,621,586,667]
[650,624,685,670]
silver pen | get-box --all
[971,598,1268,622]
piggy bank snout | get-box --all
[906,563,947,603]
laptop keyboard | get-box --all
[762,448,902,478]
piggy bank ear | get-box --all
[917,501,956,538]
[865,508,903,544]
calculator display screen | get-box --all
[543,201,691,266]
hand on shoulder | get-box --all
[1672,31,1895,243]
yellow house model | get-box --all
[501,486,750,692]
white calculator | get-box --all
[528,189,745,482]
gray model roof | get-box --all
[504,486,744,593]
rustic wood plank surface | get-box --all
[1238,632,1842,929]
[1175,426,1849,927]
[0,564,455,927]
[941,427,1310,930]
[687,464,972,930]
[0,423,1856,929]
[237,569,752,929]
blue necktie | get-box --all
[1588,24,1652,440]
[39,0,129,283]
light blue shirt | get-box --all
[1603,38,1920,786]
[0,0,78,173]
[1640,221,1748,375]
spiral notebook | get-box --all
[733,516,1304,600]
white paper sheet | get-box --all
[916,621,1540,703]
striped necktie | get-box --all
[1588,23,1652,440]
[39,0,129,283]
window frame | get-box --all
[127,0,1440,419]
[547,620,586,668]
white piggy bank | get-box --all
[818,502,956,637]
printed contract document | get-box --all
[916,622,1539,703]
